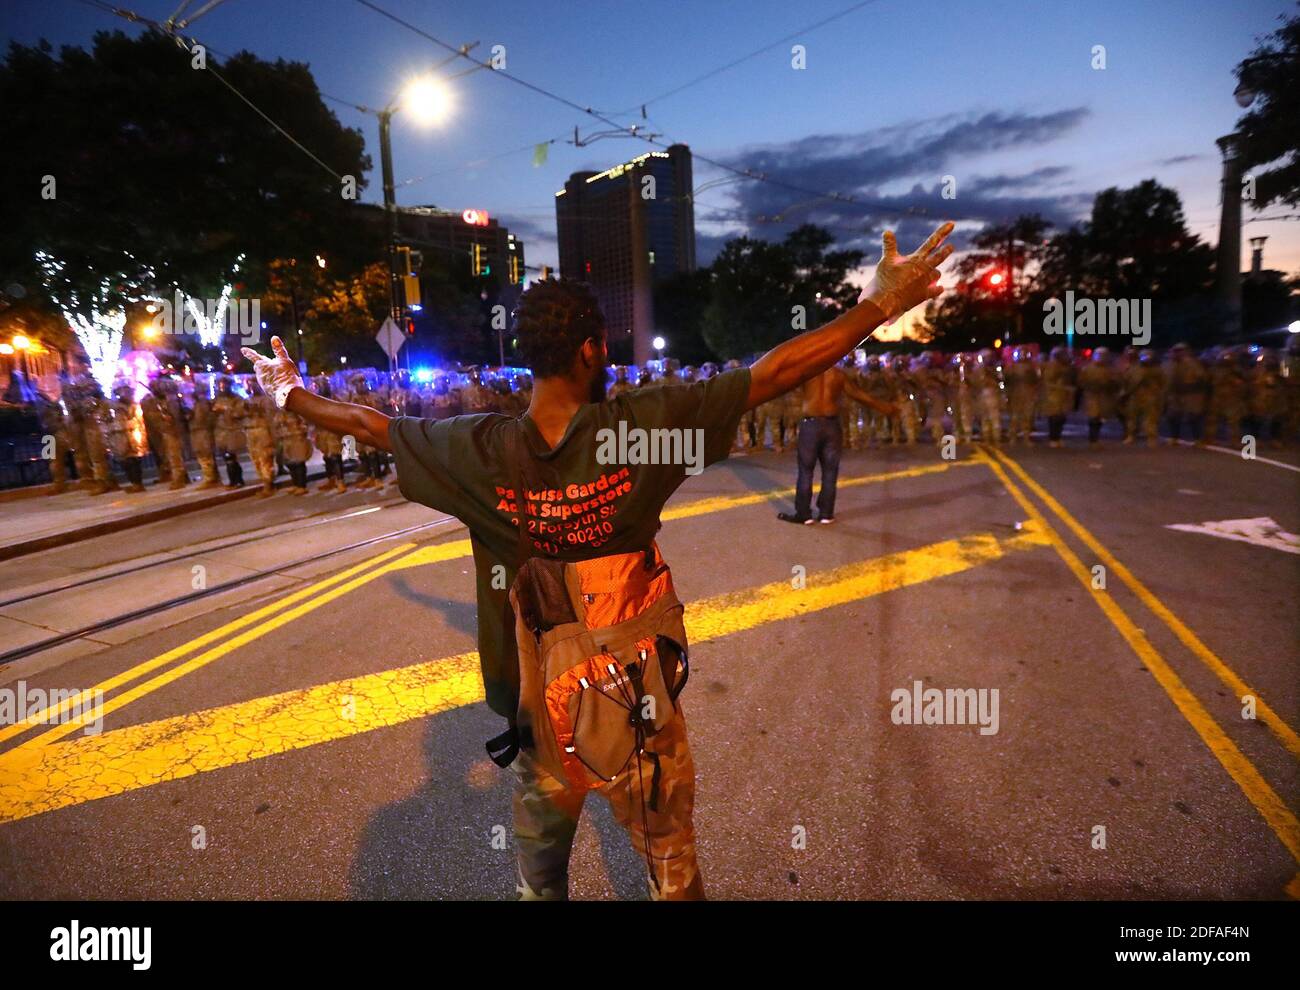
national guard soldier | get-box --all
[1077,346,1118,445]
[951,353,975,443]
[657,358,683,388]
[275,402,313,495]
[245,385,279,498]
[915,351,948,444]
[1042,346,1076,448]
[1248,349,1286,448]
[751,390,781,451]
[970,349,1003,445]
[311,377,347,492]
[212,376,248,488]
[430,375,458,421]
[863,356,894,445]
[107,382,150,492]
[891,355,921,444]
[607,366,634,399]
[1122,349,1164,447]
[1281,336,1300,444]
[34,388,73,494]
[78,379,120,495]
[349,372,383,488]
[147,377,190,489]
[139,380,173,485]
[1005,348,1039,443]
[781,386,803,452]
[60,379,94,490]
[1165,342,1208,443]
[1204,348,1247,446]
[188,383,221,489]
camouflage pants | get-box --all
[510,708,700,901]
[249,443,277,484]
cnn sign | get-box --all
[462,208,490,226]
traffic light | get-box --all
[395,245,413,276]
[509,254,520,284]
[403,273,421,308]
[472,243,483,276]
[540,265,552,280]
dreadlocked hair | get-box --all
[512,278,606,378]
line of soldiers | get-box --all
[729,341,1300,453]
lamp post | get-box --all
[362,77,454,342]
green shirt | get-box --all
[388,367,751,717]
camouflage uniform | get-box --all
[350,375,386,488]
[1041,349,1076,447]
[213,383,248,487]
[1204,352,1247,446]
[275,405,313,495]
[780,388,802,451]
[146,380,189,489]
[916,356,948,443]
[1077,350,1119,445]
[607,369,635,400]
[139,389,172,484]
[1165,346,1208,442]
[969,351,1003,444]
[511,707,700,901]
[188,391,221,488]
[1122,354,1165,447]
[952,356,975,442]
[1248,354,1286,447]
[61,382,94,489]
[34,393,72,493]
[80,386,120,494]
[1005,353,1040,442]
[107,386,150,491]
[756,396,784,451]
[890,358,920,444]
[245,392,279,497]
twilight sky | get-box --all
[6,0,1298,295]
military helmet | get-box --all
[1050,345,1070,363]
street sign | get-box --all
[376,317,404,360]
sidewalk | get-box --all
[0,452,336,561]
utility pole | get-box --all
[1215,134,1244,342]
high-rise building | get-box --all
[555,143,695,363]
[360,203,526,284]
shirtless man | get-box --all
[777,359,897,525]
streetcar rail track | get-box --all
[0,515,459,665]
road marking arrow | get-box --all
[1166,516,1300,555]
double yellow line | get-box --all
[979,445,1300,869]
[2,460,979,752]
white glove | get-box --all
[240,335,304,408]
[859,222,955,321]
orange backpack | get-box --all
[486,424,690,796]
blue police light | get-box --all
[409,304,423,312]
[413,367,434,383]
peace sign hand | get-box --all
[860,221,955,322]
[240,335,305,408]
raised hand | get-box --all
[860,221,955,321]
[240,335,305,408]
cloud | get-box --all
[693,108,1093,262]
[1157,154,1203,166]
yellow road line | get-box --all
[0,543,416,746]
[989,446,1300,761]
[9,543,421,753]
[663,458,979,522]
[2,460,975,743]
[977,450,1300,866]
[0,524,1049,823]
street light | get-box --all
[652,335,666,363]
[401,76,453,126]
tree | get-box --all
[653,269,716,366]
[1234,9,1300,209]
[0,29,376,372]
[699,225,864,360]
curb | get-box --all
[0,468,339,563]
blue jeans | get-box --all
[795,416,842,520]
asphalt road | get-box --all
[0,434,1296,900]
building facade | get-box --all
[555,143,696,363]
